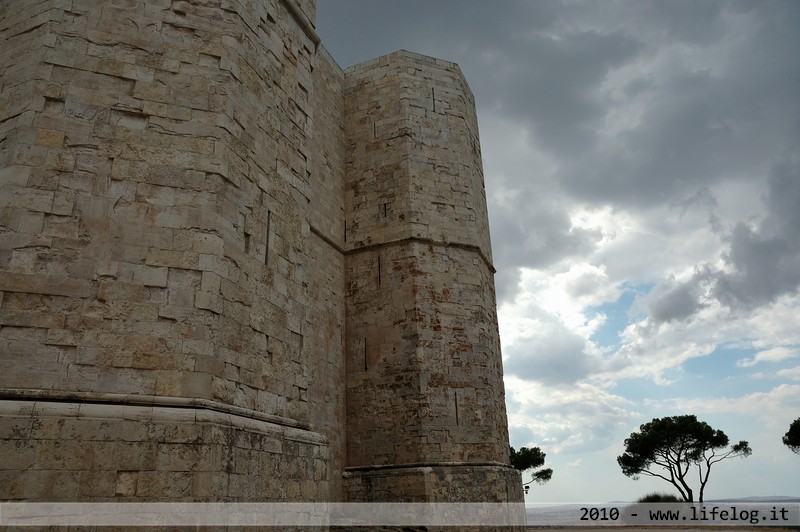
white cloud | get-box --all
[777,366,800,382]
[506,377,639,454]
[648,384,800,420]
[566,458,583,468]
[737,347,800,368]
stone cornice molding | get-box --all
[0,388,314,433]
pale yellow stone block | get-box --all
[199,271,221,293]
[0,165,31,186]
[34,128,64,148]
[195,290,222,314]
[132,265,168,287]
[115,470,138,496]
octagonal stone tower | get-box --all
[343,51,520,502]
[0,0,521,508]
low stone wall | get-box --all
[0,395,329,501]
[344,463,522,503]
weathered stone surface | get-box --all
[343,52,518,504]
[0,399,328,501]
[0,0,520,513]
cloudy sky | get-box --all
[316,1,800,502]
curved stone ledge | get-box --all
[0,388,313,433]
[344,460,512,472]
[345,236,496,274]
[344,463,523,503]
[0,396,330,501]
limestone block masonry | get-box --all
[343,52,519,502]
[0,0,522,510]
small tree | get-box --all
[636,492,681,503]
[510,446,553,493]
[783,417,800,454]
[617,415,751,502]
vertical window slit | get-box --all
[344,220,347,242]
[377,256,381,286]
[265,210,272,266]
[454,390,460,425]
[432,87,436,112]
[244,231,251,254]
[363,338,368,371]
[373,122,377,138]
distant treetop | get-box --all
[783,418,800,454]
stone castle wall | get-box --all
[0,0,520,507]
[343,52,517,501]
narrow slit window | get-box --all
[265,210,272,266]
